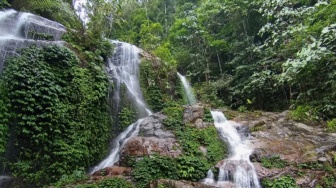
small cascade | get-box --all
[204,111,260,188]
[0,9,66,72]
[90,119,143,174]
[107,40,152,117]
[177,72,197,105]
[203,170,216,185]
[90,41,151,174]
[73,0,89,25]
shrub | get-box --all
[261,176,299,188]
[97,177,134,188]
[176,156,208,181]
[54,168,88,188]
[261,155,287,169]
[327,118,336,132]
[289,105,319,123]
[132,155,178,188]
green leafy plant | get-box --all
[261,176,299,188]
[289,105,320,123]
[118,107,136,129]
[176,156,208,181]
[54,168,88,188]
[97,177,134,188]
[327,118,336,132]
[238,105,248,112]
[261,155,287,169]
[132,155,178,188]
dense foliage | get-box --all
[139,59,184,111]
[105,0,336,121]
[131,106,227,188]
[0,46,111,186]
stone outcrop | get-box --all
[91,166,132,177]
[230,110,336,187]
[0,10,66,72]
[119,113,182,165]
[183,104,209,129]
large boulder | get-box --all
[120,137,181,159]
[138,113,175,138]
[119,113,182,165]
[91,166,132,177]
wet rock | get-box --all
[183,105,204,123]
[0,176,25,188]
[229,110,336,186]
[120,136,181,162]
[138,113,174,138]
[253,163,288,179]
[250,148,267,162]
[150,179,216,188]
[0,10,66,71]
[91,166,131,177]
[24,15,66,41]
[318,157,327,162]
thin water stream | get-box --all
[204,111,260,188]
[177,72,197,105]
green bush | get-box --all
[118,107,136,129]
[132,155,178,188]
[261,176,299,188]
[0,0,10,9]
[327,118,336,132]
[139,60,183,112]
[54,168,88,188]
[261,155,287,169]
[97,177,134,188]
[75,184,98,188]
[163,106,184,121]
[176,156,208,181]
[289,105,320,123]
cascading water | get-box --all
[72,0,89,25]
[90,119,143,174]
[0,9,66,72]
[90,41,151,174]
[204,111,260,188]
[108,40,152,117]
[177,72,197,105]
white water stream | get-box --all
[90,41,151,174]
[177,72,197,105]
[90,119,143,174]
[204,111,260,188]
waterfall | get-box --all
[204,111,260,188]
[108,40,152,117]
[90,119,142,174]
[90,41,151,174]
[0,9,66,73]
[177,72,197,105]
[72,0,89,25]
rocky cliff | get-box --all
[0,9,66,72]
